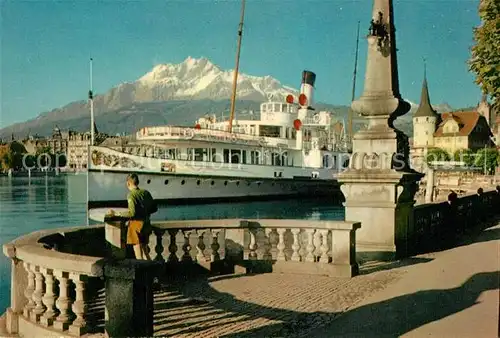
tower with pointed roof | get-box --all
[412,62,440,150]
[477,94,492,126]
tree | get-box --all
[36,146,53,168]
[474,147,499,174]
[469,0,500,111]
[453,149,475,167]
[1,152,14,171]
[426,148,451,164]
[0,141,28,170]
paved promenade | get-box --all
[151,223,499,337]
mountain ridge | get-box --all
[0,57,467,139]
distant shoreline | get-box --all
[0,170,86,178]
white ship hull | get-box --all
[87,145,345,208]
[87,169,341,208]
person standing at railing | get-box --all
[108,173,158,260]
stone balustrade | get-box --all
[411,187,500,255]
[2,225,106,337]
[2,218,360,337]
[146,219,361,278]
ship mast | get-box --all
[228,0,246,134]
[347,21,360,147]
[89,57,95,146]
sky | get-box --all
[0,0,484,128]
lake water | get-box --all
[0,174,344,313]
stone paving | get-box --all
[152,263,406,337]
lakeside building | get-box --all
[410,72,495,171]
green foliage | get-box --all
[426,148,451,164]
[453,149,476,166]
[1,141,27,170]
[24,154,36,168]
[474,147,499,174]
[1,151,14,170]
[35,146,52,156]
[54,152,67,167]
[469,0,500,111]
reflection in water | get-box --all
[0,174,344,313]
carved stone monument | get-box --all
[338,0,423,260]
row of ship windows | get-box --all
[145,178,277,186]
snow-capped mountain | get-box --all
[136,56,297,101]
[102,56,298,110]
[0,57,301,137]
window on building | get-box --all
[223,149,230,163]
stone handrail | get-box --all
[3,225,106,337]
[147,219,361,278]
[412,187,500,255]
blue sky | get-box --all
[1,0,482,127]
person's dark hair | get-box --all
[127,173,139,186]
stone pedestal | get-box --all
[104,259,161,338]
[338,0,423,260]
[340,169,420,260]
[104,217,128,259]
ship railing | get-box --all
[136,126,298,149]
[144,219,360,278]
[302,116,330,126]
[2,225,106,337]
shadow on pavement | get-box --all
[303,270,499,338]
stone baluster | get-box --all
[167,229,179,263]
[153,228,166,262]
[210,230,221,262]
[40,268,57,326]
[54,271,72,331]
[69,274,87,336]
[290,229,301,262]
[276,228,287,261]
[181,230,193,262]
[264,228,275,260]
[248,229,258,260]
[30,265,46,322]
[313,230,322,259]
[23,262,35,318]
[319,229,330,263]
[305,229,316,262]
[331,229,337,263]
[196,230,207,262]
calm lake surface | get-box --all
[0,174,344,313]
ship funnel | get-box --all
[299,70,316,108]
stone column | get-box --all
[2,244,27,334]
[104,259,161,338]
[425,168,435,203]
[338,0,422,261]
